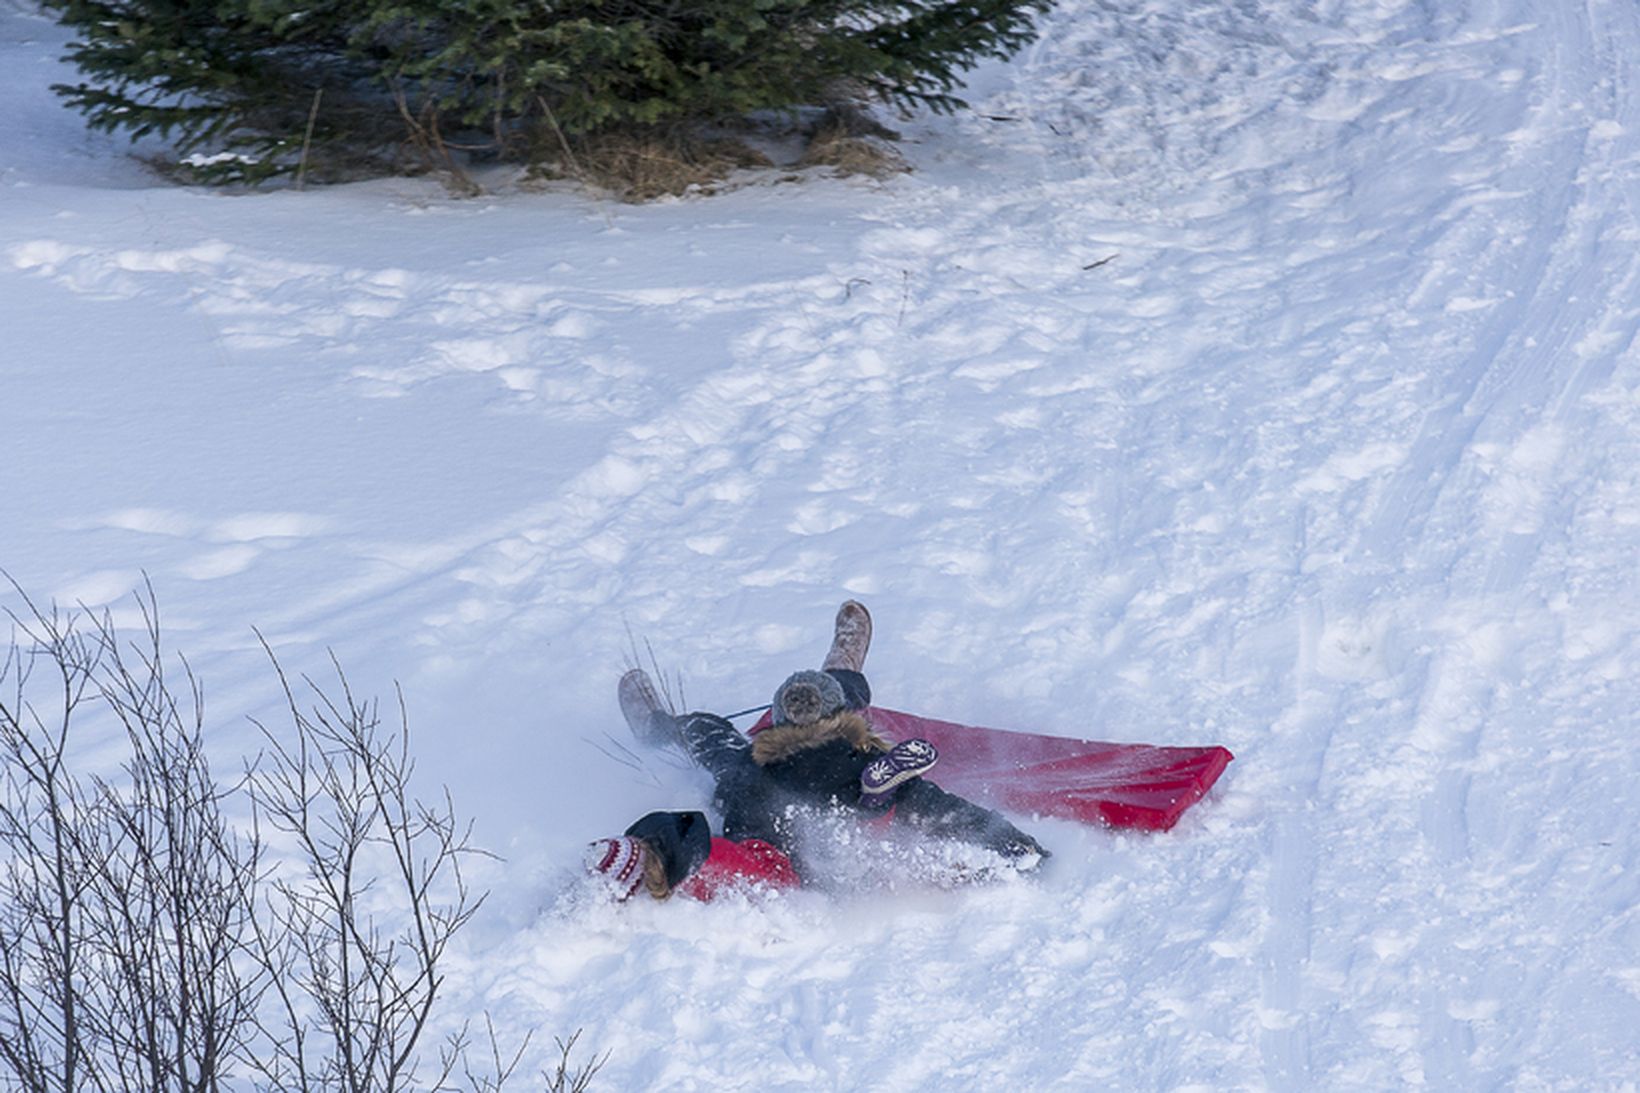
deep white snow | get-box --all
[4,0,1640,1087]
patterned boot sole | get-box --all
[861,738,939,797]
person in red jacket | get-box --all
[584,601,1048,902]
[584,809,799,903]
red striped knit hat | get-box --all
[584,836,648,901]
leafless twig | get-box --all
[0,575,262,1093]
[243,640,492,1093]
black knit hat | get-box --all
[771,669,846,727]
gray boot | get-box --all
[618,668,680,749]
[822,600,872,673]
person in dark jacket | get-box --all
[595,601,1049,899]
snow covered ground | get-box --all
[5,0,1640,1086]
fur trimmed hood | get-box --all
[751,709,892,767]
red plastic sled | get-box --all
[754,706,1232,832]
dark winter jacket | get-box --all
[751,709,893,803]
[744,710,1046,867]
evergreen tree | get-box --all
[46,0,1051,184]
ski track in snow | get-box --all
[5,0,1640,1087]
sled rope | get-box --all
[725,702,772,721]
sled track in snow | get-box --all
[987,0,1640,1086]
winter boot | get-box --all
[860,738,939,804]
[822,600,872,673]
[618,668,680,749]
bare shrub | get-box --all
[0,578,600,1092]
[241,644,492,1093]
[0,580,262,1092]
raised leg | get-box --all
[821,600,872,673]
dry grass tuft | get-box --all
[798,131,908,178]
[536,129,773,201]
[797,108,908,179]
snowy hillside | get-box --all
[4,0,1640,1086]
